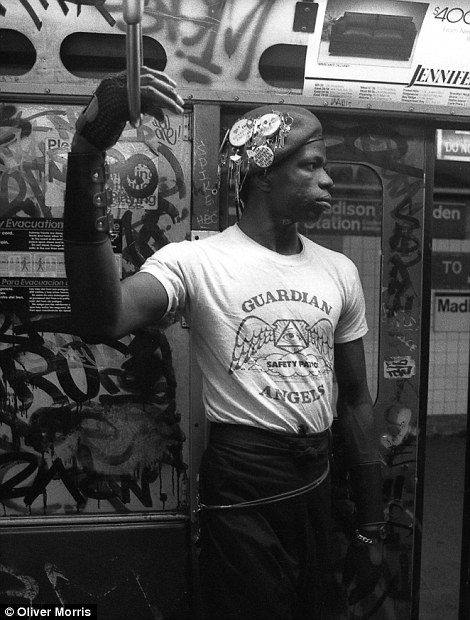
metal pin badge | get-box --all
[257,113,282,138]
[229,119,253,147]
[253,144,275,168]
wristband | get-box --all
[63,151,114,244]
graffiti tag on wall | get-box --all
[0,102,190,515]
[1,0,289,90]
[1,0,116,30]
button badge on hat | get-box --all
[219,110,299,218]
[252,144,275,168]
[229,118,253,147]
[257,113,282,138]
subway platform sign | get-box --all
[432,252,470,290]
[302,198,381,236]
[432,202,468,240]
[434,293,470,332]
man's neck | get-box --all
[237,212,301,256]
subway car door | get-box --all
[318,115,430,620]
[0,4,194,616]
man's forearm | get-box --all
[64,241,123,338]
[64,136,123,338]
[337,399,381,466]
[337,398,384,526]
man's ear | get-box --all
[252,171,272,193]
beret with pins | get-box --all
[223,104,324,179]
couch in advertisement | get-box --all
[329,12,418,60]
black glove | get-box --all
[75,68,184,151]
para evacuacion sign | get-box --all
[302,198,381,236]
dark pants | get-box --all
[198,423,338,620]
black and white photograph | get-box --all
[0,1,469,619]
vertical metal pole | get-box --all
[123,0,144,128]
[411,124,435,619]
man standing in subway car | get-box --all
[63,69,385,619]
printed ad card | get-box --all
[304,0,470,114]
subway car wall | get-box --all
[0,2,469,620]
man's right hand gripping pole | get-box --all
[63,69,184,338]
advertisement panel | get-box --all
[304,0,470,115]
[1,0,470,115]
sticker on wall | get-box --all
[108,145,160,212]
[111,150,160,209]
[44,131,161,214]
[384,355,416,380]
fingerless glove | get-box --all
[75,73,129,151]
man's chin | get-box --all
[302,208,325,225]
[282,204,326,226]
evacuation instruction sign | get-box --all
[0,218,68,312]
[0,217,121,314]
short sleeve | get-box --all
[139,241,193,316]
[334,262,368,343]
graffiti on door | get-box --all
[0,102,190,515]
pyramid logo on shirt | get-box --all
[229,316,334,375]
[273,320,309,354]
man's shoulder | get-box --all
[188,225,240,253]
[301,235,355,268]
[152,226,236,262]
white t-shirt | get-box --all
[140,224,367,434]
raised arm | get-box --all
[64,69,184,339]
